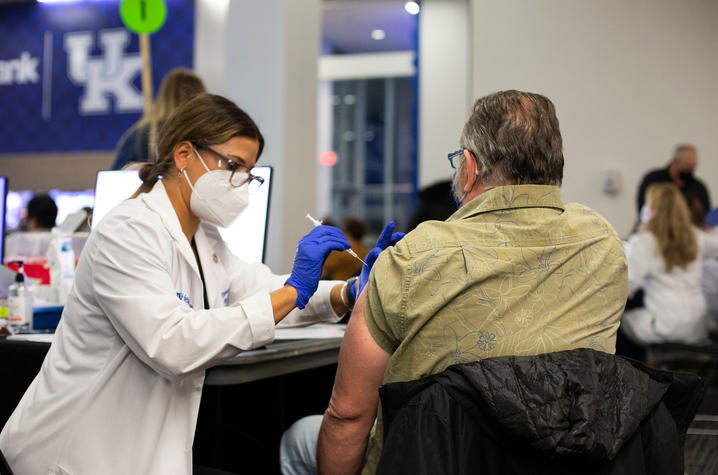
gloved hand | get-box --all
[348,221,405,302]
[286,226,350,309]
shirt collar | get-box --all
[447,185,565,222]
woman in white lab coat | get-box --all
[0,94,364,475]
[621,183,718,345]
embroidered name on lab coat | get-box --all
[176,292,193,309]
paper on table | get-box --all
[7,333,55,343]
[274,323,346,340]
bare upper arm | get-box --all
[328,291,391,421]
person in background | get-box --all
[621,183,718,346]
[636,144,711,219]
[0,93,396,475]
[406,179,456,232]
[3,193,59,260]
[281,90,629,474]
[707,207,718,227]
[24,194,57,231]
[321,217,370,281]
[112,67,206,170]
[705,231,718,337]
[685,194,718,338]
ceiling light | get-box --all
[404,1,420,15]
[371,29,386,41]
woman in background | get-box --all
[621,183,718,345]
[112,67,206,169]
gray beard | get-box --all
[451,171,464,208]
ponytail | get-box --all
[131,161,168,198]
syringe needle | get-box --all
[346,248,367,266]
[306,213,366,266]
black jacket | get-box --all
[376,348,705,475]
[637,167,710,214]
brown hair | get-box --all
[460,90,564,186]
[133,93,264,197]
[342,217,367,241]
[644,183,698,271]
[145,67,206,124]
[685,193,707,230]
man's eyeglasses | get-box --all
[448,149,465,169]
[195,145,265,192]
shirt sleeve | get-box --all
[363,241,411,354]
[221,248,343,328]
[91,218,277,382]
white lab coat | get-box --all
[0,181,342,475]
[621,228,718,345]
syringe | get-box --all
[306,213,366,266]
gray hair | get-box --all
[460,90,564,186]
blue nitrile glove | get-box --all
[348,221,406,301]
[286,225,350,309]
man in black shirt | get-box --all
[637,144,711,215]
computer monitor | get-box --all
[218,166,273,264]
[49,189,95,226]
[0,177,7,263]
[4,189,94,231]
[92,167,273,264]
[91,170,143,229]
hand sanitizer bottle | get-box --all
[8,262,33,333]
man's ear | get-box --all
[463,149,479,192]
[173,141,194,172]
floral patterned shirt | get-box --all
[362,184,628,474]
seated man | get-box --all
[284,90,628,475]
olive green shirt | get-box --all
[362,185,628,474]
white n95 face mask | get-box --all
[183,149,249,228]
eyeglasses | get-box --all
[447,149,465,169]
[195,145,265,192]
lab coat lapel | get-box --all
[194,224,231,308]
[140,181,201,281]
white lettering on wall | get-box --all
[63,28,143,115]
[0,52,40,85]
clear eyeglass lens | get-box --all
[228,170,263,193]
[229,171,246,187]
[448,151,460,168]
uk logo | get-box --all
[63,28,144,115]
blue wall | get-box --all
[0,0,194,153]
